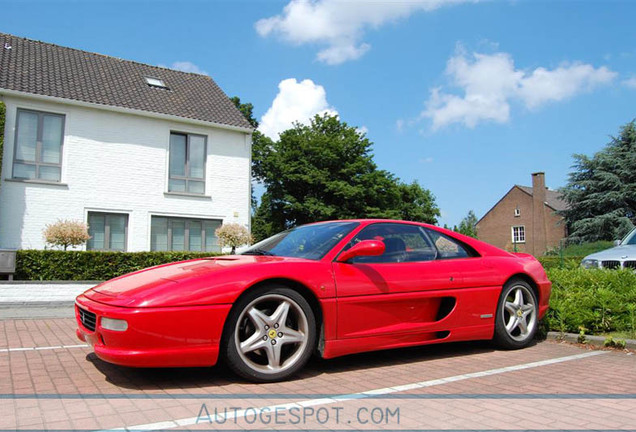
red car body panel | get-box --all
[75,219,551,368]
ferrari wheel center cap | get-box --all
[516,309,523,317]
[268,329,277,339]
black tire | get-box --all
[222,286,316,382]
[493,279,538,349]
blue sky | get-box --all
[2,0,635,227]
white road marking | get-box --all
[0,343,88,353]
[98,350,606,432]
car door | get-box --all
[332,222,462,339]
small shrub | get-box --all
[577,328,587,344]
[43,219,90,250]
[604,336,626,349]
[215,223,252,254]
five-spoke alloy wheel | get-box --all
[493,279,538,349]
[223,287,316,382]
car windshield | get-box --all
[242,222,359,260]
[622,228,636,245]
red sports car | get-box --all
[76,219,551,382]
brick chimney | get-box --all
[532,172,547,255]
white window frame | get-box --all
[514,207,521,217]
[150,216,221,252]
[512,225,526,244]
[86,211,129,251]
[168,132,207,195]
[12,108,65,182]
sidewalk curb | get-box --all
[547,331,636,349]
[0,301,75,307]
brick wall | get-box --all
[476,179,567,255]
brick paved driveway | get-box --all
[1,315,635,431]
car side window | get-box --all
[425,229,473,259]
[348,223,437,264]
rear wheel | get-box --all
[493,279,538,349]
[223,286,316,382]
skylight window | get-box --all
[145,77,167,88]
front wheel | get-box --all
[493,280,538,349]
[223,287,316,382]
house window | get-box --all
[150,216,221,252]
[13,109,64,182]
[168,133,206,194]
[87,212,128,251]
[514,207,521,217]
[145,77,168,89]
[512,226,526,244]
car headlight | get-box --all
[100,317,128,331]
[581,259,599,269]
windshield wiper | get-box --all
[242,249,276,256]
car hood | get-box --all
[583,244,636,261]
[83,255,300,308]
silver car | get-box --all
[581,228,636,270]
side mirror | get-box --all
[337,240,385,263]
[614,239,622,246]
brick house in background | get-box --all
[476,172,568,256]
[0,32,253,252]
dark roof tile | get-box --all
[0,33,253,130]
[517,185,569,212]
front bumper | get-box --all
[75,294,232,368]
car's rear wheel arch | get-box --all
[493,275,540,349]
[505,273,539,300]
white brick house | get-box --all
[0,33,253,252]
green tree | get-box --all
[455,210,478,238]
[230,96,257,129]
[230,96,274,210]
[253,114,439,239]
[560,120,636,242]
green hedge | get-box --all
[15,250,223,281]
[545,268,636,336]
[538,256,585,270]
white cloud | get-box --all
[423,49,616,130]
[518,64,616,108]
[623,76,636,89]
[419,157,434,163]
[259,78,337,140]
[159,61,208,75]
[255,0,476,65]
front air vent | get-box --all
[78,306,96,332]
[602,260,621,270]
